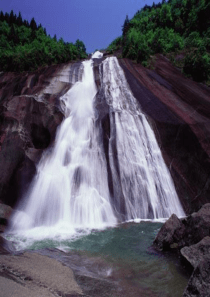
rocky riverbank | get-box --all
[0,244,84,297]
[153,203,210,296]
[0,235,118,297]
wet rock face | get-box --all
[153,203,210,251]
[181,236,210,269]
[1,55,210,216]
[183,257,210,297]
[0,203,13,232]
[0,63,74,208]
[120,56,210,214]
[153,214,186,251]
[153,204,210,296]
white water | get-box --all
[8,57,116,240]
[101,57,185,220]
[6,53,185,244]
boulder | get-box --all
[184,204,210,246]
[153,205,210,296]
[183,257,210,297]
[153,213,185,250]
[153,204,210,251]
[181,236,210,269]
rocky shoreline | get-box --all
[153,203,210,296]
[1,202,208,297]
[0,234,118,297]
[0,246,84,297]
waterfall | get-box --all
[7,53,185,239]
[100,57,185,220]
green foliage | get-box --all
[122,15,130,36]
[75,39,87,59]
[150,28,184,54]
[107,0,209,84]
[183,49,210,82]
[0,10,88,72]
[107,36,122,53]
[123,28,150,62]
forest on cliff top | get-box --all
[0,10,87,72]
[107,0,210,85]
[0,0,210,86]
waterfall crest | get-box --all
[7,54,185,239]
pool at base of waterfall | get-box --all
[4,221,190,297]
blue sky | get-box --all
[1,0,159,53]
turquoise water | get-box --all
[5,221,189,296]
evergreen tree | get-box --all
[122,15,130,36]
[9,10,14,24]
[4,12,9,24]
[8,23,19,44]
[75,39,86,52]
[0,11,4,22]
[17,12,23,26]
[30,17,37,30]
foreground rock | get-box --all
[153,203,210,251]
[153,204,210,296]
[183,257,210,297]
[181,237,210,297]
[153,213,186,250]
[181,236,210,269]
[0,251,83,297]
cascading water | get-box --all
[100,57,185,220]
[8,57,116,239]
[6,52,184,243]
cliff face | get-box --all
[0,63,72,207]
[119,55,210,214]
[0,55,210,215]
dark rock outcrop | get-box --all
[0,63,74,209]
[153,203,210,251]
[119,55,210,214]
[183,256,210,297]
[181,236,210,269]
[0,203,12,232]
[153,204,210,296]
[153,213,186,250]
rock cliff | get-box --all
[119,55,210,214]
[0,54,210,225]
[0,63,73,212]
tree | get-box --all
[23,19,29,27]
[0,11,4,22]
[75,39,86,54]
[30,17,37,30]
[9,10,15,24]
[4,12,9,24]
[9,24,19,44]
[17,12,23,26]
[122,15,130,36]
